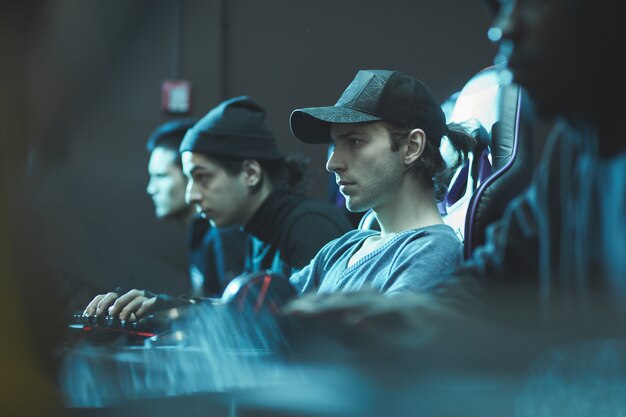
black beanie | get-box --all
[180,96,284,160]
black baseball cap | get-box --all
[180,95,284,160]
[290,69,447,144]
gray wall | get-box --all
[30,0,497,307]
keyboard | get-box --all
[67,313,165,345]
[67,271,297,346]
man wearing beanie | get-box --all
[145,118,248,297]
[84,96,353,319]
[287,69,475,295]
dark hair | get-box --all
[385,121,477,201]
[207,153,310,195]
[146,118,199,167]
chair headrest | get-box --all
[449,66,501,135]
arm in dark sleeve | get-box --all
[435,187,541,312]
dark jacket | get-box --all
[188,217,248,296]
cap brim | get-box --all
[290,106,381,144]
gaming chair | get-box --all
[460,69,535,258]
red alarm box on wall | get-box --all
[161,80,192,113]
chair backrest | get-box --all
[437,66,501,240]
[438,66,535,258]
[462,78,535,258]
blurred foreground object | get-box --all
[0,2,65,416]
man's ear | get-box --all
[241,159,263,187]
[405,128,426,166]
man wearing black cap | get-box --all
[287,69,475,294]
[85,96,353,319]
[145,119,248,297]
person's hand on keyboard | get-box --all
[83,288,157,321]
[83,290,121,317]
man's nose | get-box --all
[146,178,156,195]
[326,148,345,174]
[186,180,206,207]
